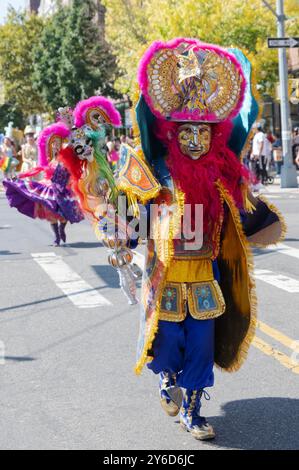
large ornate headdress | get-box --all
[57,96,121,215]
[73,96,122,130]
[37,122,71,166]
[138,38,246,123]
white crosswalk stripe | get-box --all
[32,252,112,308]
[267,243,299,260]
[254,269,299,293]
[133,245,299,294]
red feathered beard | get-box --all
[155,120,249,245]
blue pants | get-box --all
[147,314,215,390]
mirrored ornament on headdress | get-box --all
[57,107,74,129]
[74,96,122,131]
[37,122,71,166]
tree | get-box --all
[0,8,44,118]
[33,0,120,113]
[103,0,299,97]
[0,103,25,133]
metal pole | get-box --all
[276,0,298,187]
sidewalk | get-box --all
[257,175,299,194]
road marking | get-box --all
[257,320,298,351]
[267,243,299,261]
[32,252,112,308]
[253,336,299,374]
[134,251,299,293]
[254,269,299,293]
[259,194,297,199]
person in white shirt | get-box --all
[251,125,267,184]
[263,134,272,170]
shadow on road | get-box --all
[92,264,142,289]
[0,251,21,256]
[206,398,299,450]
[253,248,278,258]
[3,356,36,363]
[92,264,119,288]
[0,286,109,314]
[66,242,102,249]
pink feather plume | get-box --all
[37,123,71,167]
[73,96,122,128]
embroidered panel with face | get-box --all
[177,123,211,160]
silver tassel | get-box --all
[117,264,138,305]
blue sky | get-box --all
[0,0,26,24]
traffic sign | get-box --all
[268,37,299,48]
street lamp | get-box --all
[262,0,298,188]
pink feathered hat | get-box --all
[73,96,122,130]
[137,38,247,123]
[37,122,71,166]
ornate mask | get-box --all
[177,123,211,160]
[70,125,94,162]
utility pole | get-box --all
[263,0,298,188]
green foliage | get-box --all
[103,0,299,97]
[0,8,44,117]
[32,0,120,112]
[0,102,25,133]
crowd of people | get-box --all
[243,124,299,189]
[0,116,133,247]
[0,125,38,178]
[0,124,133,180]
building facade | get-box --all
[27,0,41,12]
[28,0,105,28]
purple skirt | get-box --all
[3,172,84,224]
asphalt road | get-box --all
[0,185,299,450]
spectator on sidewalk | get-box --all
[251,124,265,184]
[292,127,299,169]
[264,129,273,176]
[0,136,19,178]
[273,133,283,175]
[21,126,38,173]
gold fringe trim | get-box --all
[215,180,258,372]
[212,193,224,260]
[134,188,184,375]
[131,84,142,149]
[241,182,256,214]
[249,194,287,248]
